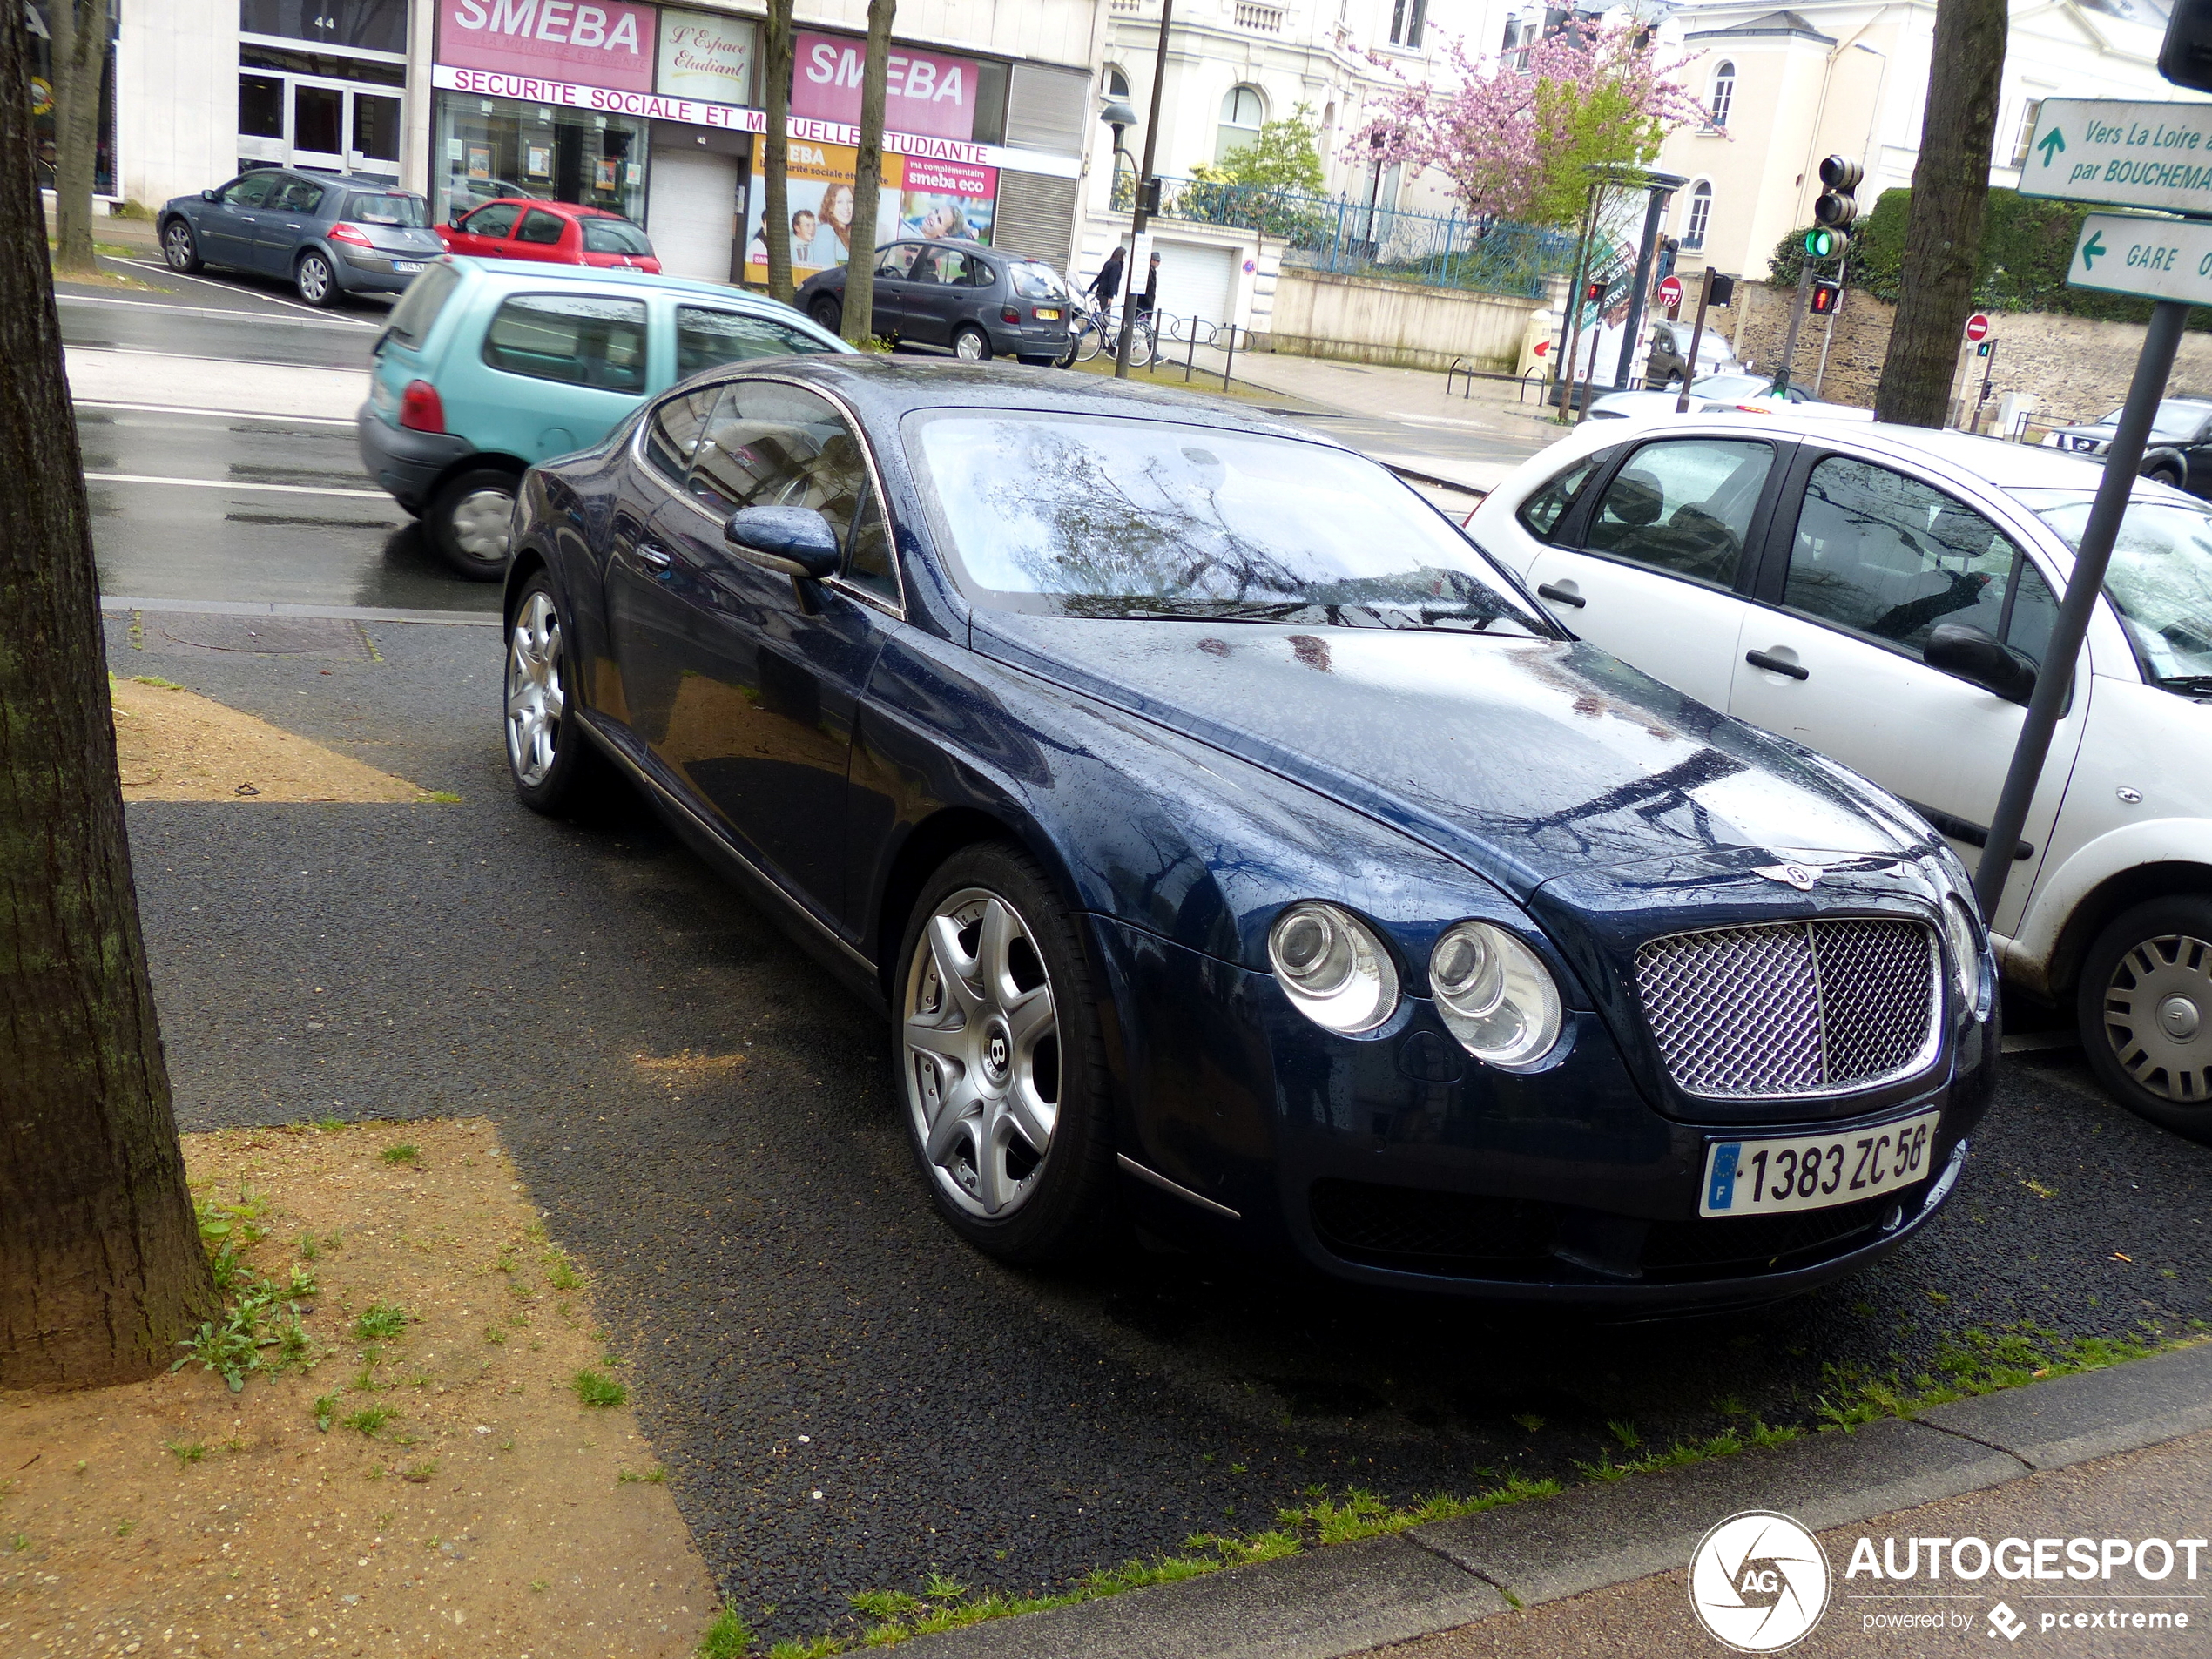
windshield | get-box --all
[345,192,428,227]
[2090,401,2209,438]
[1691,374,1768,401]
[2035,496,2212,691]
[908,411,1551,633]
[583,218,653,255]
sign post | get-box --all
[1973,212,2197,921]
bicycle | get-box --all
[1058,294,1153,368]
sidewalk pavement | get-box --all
[904,1343,2212,1659]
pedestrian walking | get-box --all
[1136,251,1159,320]
[1088,246,1125,306]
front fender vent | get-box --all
[1634,919,1939,1099]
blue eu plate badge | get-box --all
[1707,1143,1741,1211]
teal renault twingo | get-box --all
[360,257,852,578]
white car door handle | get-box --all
[1536,582,1586,609]
[1745,649,1809,681]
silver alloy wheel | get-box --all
[2102,931,2212,1102]
[505,590,564,788]
[450,488,515,562]
[297,253,332,303]
[902,887,1061,1217]
[954,327,988,361]
[164,224,194,269]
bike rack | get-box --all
[1444,358,1479,399]
[1519,368,1549,404]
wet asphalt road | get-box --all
[118,615,2212,1648]
[78,262,2212,1646]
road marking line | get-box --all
[65,342,369,376]
[73,398,358,428]
[106,260,385,327]
[99,596,498,626]
[63,288,380,332]
[85,472,389,500]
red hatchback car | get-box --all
[435,199,661,273]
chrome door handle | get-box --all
[1745,649,1808,680]
[637,543,672,570]
[1536,582,1586,608]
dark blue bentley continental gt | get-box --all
[501,357,1999,1309]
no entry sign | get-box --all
[1965,313,1993,341]
[1656,275,1683,308]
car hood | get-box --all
[971,613,1930,901]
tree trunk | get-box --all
[0,3,215,1390]
[47,0,111,275]
[762,0,797,304]
[1872,0,2006,427]
[841,0,898,348]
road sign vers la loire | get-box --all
[2023,98,2212,217]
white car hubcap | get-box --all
[902,887,1060,1217]
[2104,932,2212,1103]
[451,488,514,561]
[504,592,563,788]
[956,332,986,361]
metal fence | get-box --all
[1112,172,1583,300]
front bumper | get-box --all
[1090,916,1995,1310]
[356,401,475,511]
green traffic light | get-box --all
[1803,228,1836,258]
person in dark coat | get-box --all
[1088,246,1126,305]
[1136,251,1159,319]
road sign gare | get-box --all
[2066,208,2212,304]
[2022,97,2212,217]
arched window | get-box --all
[1217,84,1265,162]
[1104,64,1130,99]
[1683,180,1713,250]
[1709,61,1735,130]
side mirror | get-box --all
[1925,622,2036,704]
[724,505,841,580]
[448,210,467,228]
[201,188,219,202]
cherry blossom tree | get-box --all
[1349,22,1707,228]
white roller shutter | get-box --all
[1150,239,1237,330]
[994,171,1080,269]
[647,146,742,283]
[1005,64,1091,153]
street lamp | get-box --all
[1100,97,1140,202]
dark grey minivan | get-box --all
[158,171,446,307]
[795,239,1071,363]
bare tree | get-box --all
[1872,0,2006,426]
[44,0,112,275]
[761,0,798,303]
[1,3,214,1388]
[840,0,897,347]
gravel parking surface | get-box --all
[119,616,2212,1647]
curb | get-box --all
[901,1343,2212,1659]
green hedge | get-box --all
[1765,187,2212,329]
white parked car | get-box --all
[1588,374,1874,422]
[1470,413,2212,1143]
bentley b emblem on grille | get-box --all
[1756,864,1819,891]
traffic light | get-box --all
[1802,226,1845,260]
[1586,280,1605,301]
[1809,280,1843,315]
[1815,154,1862,232]
[1975,341,1993,357]
[2161,0,2212,91]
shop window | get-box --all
[239,75,285,140]
[354,93,401,165]
[1708,62,1735,131]
[294,84,342,156]
[434,96,647,226]
[239,0,406,56]
[482,293,649,393]
[1217,85,1264,163]
[28,1,116,196]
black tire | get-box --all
[952,324,993,362]
[294,249,339,307]
[2075,895,2212,1144]
[2147,463,2186,489]
[810,293,842,333]
[161,219,203,273]
[502,570,614,817]
[893,842,1116,1264]
[429,466,521,580]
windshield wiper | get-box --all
[2155,672,2212,693]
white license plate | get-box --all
[1699,1111,1939,1217]
[393,260,424,273]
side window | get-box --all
[1516,453,1607,543]
[516,209,566,246]
[2000,560,2059,665]
[1783,456,2027,656]
[676,306,840,377]
[1584,438,1772,584]
[687,382,868,540]
[221,172,277,207]
[844,494,899,603]
[465,202,521,239]
[644,386,721,487]
[482,293,648,391]
[271,178,325,213]
[875,244,920,280]
[968,260,995,288]
[930,250,969,285]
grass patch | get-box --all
[171,1231,317,1393]
[618,1466,667,1484]
[380,1143,420,1165]
[1812,1322,2184,1431]
[572,1369,626,1408]
[698,1608,756,1657]
[353,1302,410,1343]
[342,1406,396,1438]
[164,1440,207,1467]
[129,674,185,691]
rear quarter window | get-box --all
[482,292,648,392]
[381,260,462,350]
[582,219,653,256]
[1516,451,1612,543]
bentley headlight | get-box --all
[1268,901,1399,1034]
[1942,895,1991,1021]
[1430,921,1562,1068]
